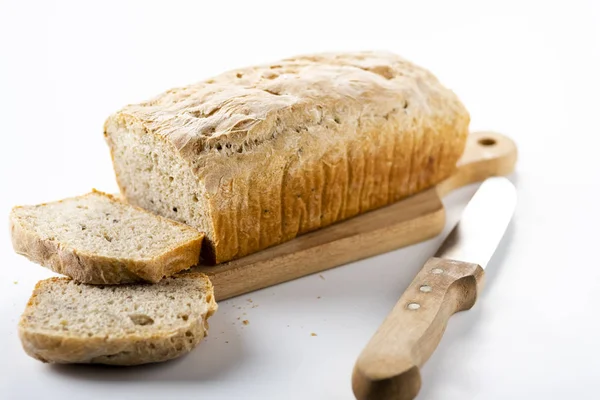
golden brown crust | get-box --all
[105,51,470,264]
[9,192,204,284]
[18,273,217,365]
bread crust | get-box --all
[18,273,217,365]
[9,191,204,284]
[105,51,470,264]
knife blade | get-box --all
[352,177,517,400]
[435,177,517,268]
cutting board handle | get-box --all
[437,131,517,197]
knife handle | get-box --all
[352,257,485,400]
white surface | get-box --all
[1,1,600,399]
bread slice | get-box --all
[18,272,217,365]
[10,190,203,284]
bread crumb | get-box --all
[319,274,325,280]
[13,281,18,285]
[252,304,259,308]
[242,320,249,325]
[247,298,253,303]
[311,333,317,337]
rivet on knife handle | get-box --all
[352,257,484,400]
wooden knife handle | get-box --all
[352,257,485,400]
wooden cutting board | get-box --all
[196,131,517,301]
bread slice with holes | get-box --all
[19,272,217,365]
[9,190,203,284]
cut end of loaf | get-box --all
[9,190,204,283]
[18,273,217,365]
[104,115,218,264]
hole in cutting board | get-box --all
[478,137,496,146]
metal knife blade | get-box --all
[435,176,517,268]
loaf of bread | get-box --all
[104,51,469,264]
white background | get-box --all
[1,1,599,399]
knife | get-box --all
[352,177,517,400]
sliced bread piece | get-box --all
[19,272,217,365]
[9,190,203,284]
